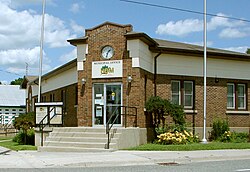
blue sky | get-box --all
[0,0,249,84]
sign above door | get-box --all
[92,60,123,78]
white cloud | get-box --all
[219,28,248,38]
[8,0,56,8]
[0,1,77,50]
[70,20,85,34]
[156,19,203,36]
[0,47,51,75]
[224,46,248,53]
[69,3,84,14]
[156,13,247,38]
[59,48,77,63]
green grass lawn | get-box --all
[0,136,37,151]
[127,142,250,151]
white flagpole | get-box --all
[202,0,208,143]
[38,0,46,103]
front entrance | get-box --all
[93,83,122,126]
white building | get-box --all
[0,85,26,125]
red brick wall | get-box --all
[76,23,250,129]
[77,23,133,126]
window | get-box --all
[171,80,194,109]
[227,83,247,110]
[5,109,9,111]
[184,81,193,108]
[171,81,180,105]
[12,109,16,111]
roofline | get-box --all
[125,32,159,47]
[150,45,250,60]
[86,21,132,32]
[67,36,88,46]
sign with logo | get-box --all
[92,60,123,78]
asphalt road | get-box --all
[0,159,249,172]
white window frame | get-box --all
[227,83,235,109]
[184,81,193,109]
[171,80,181,105]
[237,84,246,110]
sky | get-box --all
[0,0,249,84]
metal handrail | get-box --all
[105,105,138,149]
[38,107,63,146]
[106,105,120,149]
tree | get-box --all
[13,112,35,145]
[246,48,250,54]
[10,77,24,85]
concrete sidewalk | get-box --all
[0,148,250,168]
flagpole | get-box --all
[202,0,208,143]
[38,0,46,103]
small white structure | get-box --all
[0,85,26,124]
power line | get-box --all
[0,69,22,76]
[120,0,250,23]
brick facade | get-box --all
[31,22,249,132]
[75,22,250,129]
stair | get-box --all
[38,127,119,152]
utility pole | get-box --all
[25,62,28,76]
[38,0,46,103]
[202,0,208,144]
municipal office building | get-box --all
[22,22,250,150]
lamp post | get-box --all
[202,0,208,143]
[38,0,46,103]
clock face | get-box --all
[101,46,114,59]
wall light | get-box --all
[81,78,86,96]
[81,78,86,85]
[127,75,133,83]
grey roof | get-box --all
[0,85,25,107]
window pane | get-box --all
[227,84,234,95]
[184,81,193,108]
[171,81,180,105]
[227,97,234,108]
[227,84,235,109]
[172,95,180,105]
[238,85,245,97]
[238,97,245,108]
[184,82,192,94]
[184,95,192,107]
[171,81,179,93]
[237,84,245,109]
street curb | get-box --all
[0,146,11,155]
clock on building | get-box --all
[101,45,114,59]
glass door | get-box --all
[106,84,122,125]
[93,83,122,126]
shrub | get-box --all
[13,128,35,145]
[210,119,229,141]
[13,112,35,145]
[157,130,199,145]
[219,131,248,143]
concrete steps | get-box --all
[38,127,118,152]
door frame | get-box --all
[92,83,123,127]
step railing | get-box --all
[38,107,63,146]
[105,105,137,149]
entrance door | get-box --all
[93,83,122,126]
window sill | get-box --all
[184,109,197,114]
[226,110,250,115]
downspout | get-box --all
[154,52,162,96]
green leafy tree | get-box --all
[246,48,250,54]
[10,77,24,85]
[13,112,35,144]
[145,96,186,138]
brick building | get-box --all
[26,22,250,137]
